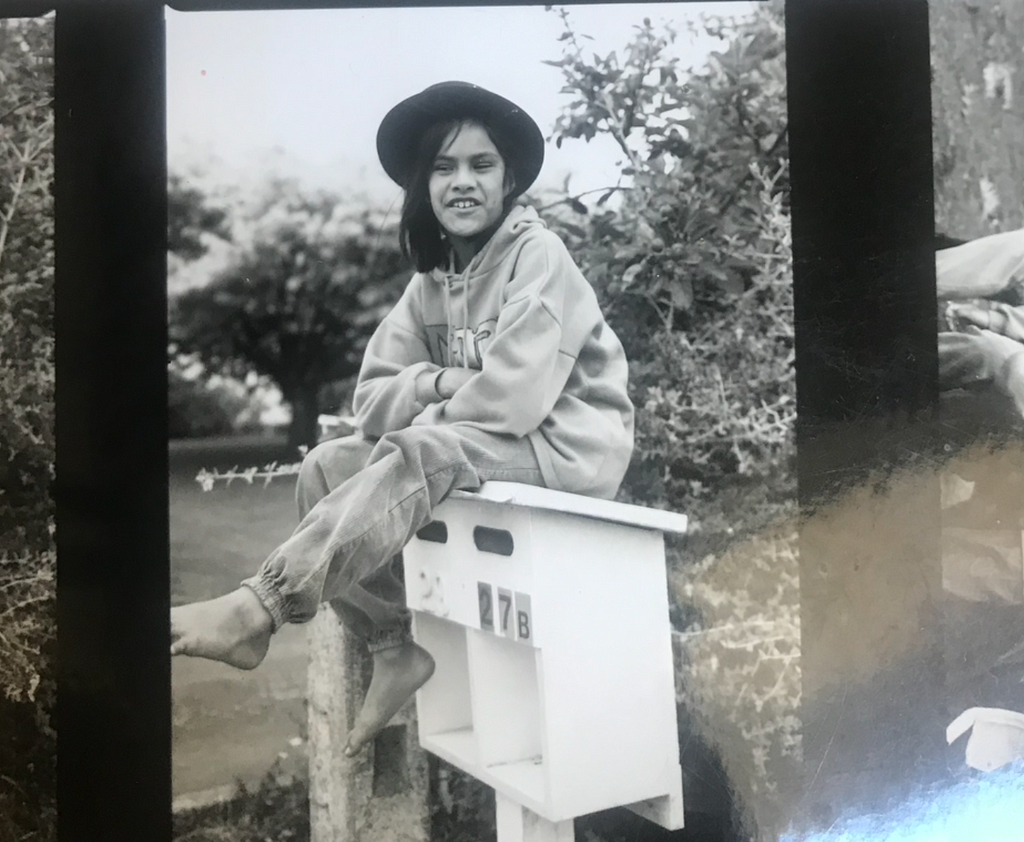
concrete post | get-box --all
[308,602,431,842]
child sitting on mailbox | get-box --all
[171,82,635,755]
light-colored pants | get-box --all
[242,425,544,649]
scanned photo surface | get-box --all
[166,3,794,841]
[49,2,1023,840]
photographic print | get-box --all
[61,1,1012,841]
[165,3,796,841]
[0,11,55,842]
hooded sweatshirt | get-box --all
[352,204,634,500]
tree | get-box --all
[168,171,232,262]
[169,178,408,451]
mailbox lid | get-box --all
[449,482,688,535]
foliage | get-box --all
[169,172,232,262]
[169,358,252,439]
[931,1,1024,238]
[539,1,792,516]
[672,522,800,841]
[430,762,496,842]
[625,162,793,513]
[0,12,56,842]
[168,352,286,440]
[0,13,54,556]
[169,178,408,451]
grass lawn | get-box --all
[170,435,311,804]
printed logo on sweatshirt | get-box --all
[426,318,498,368]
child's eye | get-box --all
[433,162,453,173]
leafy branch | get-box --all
[534,184,631,214]
[196,461,303,492]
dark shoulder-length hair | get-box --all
[399,117,518,273]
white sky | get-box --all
[166,2,756,205]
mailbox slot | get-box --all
[416,520,448,544]
[474,526,514,556]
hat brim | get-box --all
[376,82,545,198]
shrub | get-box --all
[168,355,277,439]
[0,13,56,842]
[539,2,792,517]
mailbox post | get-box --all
[404,482,689,842]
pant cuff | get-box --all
[240,576,288,633]
[366,626,413,652]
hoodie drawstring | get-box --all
[442,264,472,370]
[443,275,453,367]
[461,287,470,370]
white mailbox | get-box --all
[404,482,689,842]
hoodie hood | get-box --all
[428,204,547,285]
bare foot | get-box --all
[345,641,435,755]
[170,587,274,670]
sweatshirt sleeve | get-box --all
[352,281,443,438]
[940,331,999,389]
[939,329,1024,390]
[936,228,1024,300]
[410,235,578,437]
[979,303,1024,343]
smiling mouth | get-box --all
[447,199,481,209]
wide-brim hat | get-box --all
[376,81,545,198]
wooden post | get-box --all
[308,603,430,842]
[495,792,574,842]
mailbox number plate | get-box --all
[498,588,514,639]
[477,581,533,644]
[514,592,532,643]
[477,581,494,632]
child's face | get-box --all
[429,122,511,245]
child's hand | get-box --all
[435,367,476,399]
[948,301,1006,333]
